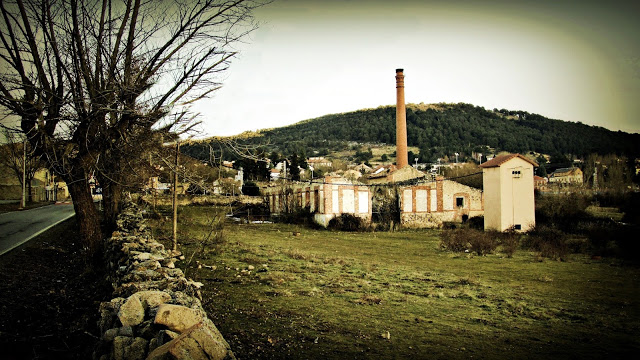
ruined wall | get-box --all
[93,202,236,360]
[265,177,371,227]
[400,180,483,228]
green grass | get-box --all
[150,205,640,359]
[585,205,625,222]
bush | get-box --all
[469,231,497,256]
[242,181,261,196]
[440,228,497,255]
[274,207,314,226]
[467,216,484,230]
[328,214,367,232]
[487,229,520,258]
[535,193,591,232]
[524,226,569,261]
[440,229,469,252]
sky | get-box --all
[193,0,640,137]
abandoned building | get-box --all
[264,176,372,227]
[398,177,483,228]
[479,153,537,232]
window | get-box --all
[514,224,522,230]
[456,197,464,208]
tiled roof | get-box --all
[479,153,538,168]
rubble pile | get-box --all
[94,202,235,360]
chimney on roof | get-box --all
[395,68,408,169]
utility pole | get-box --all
[20,138,26,209]
[172,141,179,252]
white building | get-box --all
[479,153,537,232]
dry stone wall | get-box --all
[94,202,235,360]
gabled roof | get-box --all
[479,153,538,168]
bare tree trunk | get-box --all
[67,179,102,256]
[102,181,123,233]
[172,142,179,252]
[27,180,33,203]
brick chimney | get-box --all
[395,68,408,169]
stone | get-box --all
[126,337,149,360]
[118,295,145,327]
[134,260,161,271]
[133,290,172,310]
[155,329,180,347]
[146,323,230,360]
[112,336,133,360]
[103,328,119,342]
[135,252,152,261]
[98,298,126,332]
[103,326,134,342]
[154,304,204,333]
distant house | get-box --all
[352,163,372,173]
[533,175,548,190]
[367,165,425,184]
[307,157,332,168]
[270,168,281,181]
[549,167,583,185]
[480,153,537,232]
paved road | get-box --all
[0,204,75,256]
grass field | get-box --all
[150,205,640,359]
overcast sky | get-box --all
[193,0,640,137]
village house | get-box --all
[533,175,548,190]
[367,165,426,184]
[0,165,68,202]
[548,167,583,185]
[352,163,372,173]
[270,168,281,181]
[307,157,333,168]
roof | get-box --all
[478,153,538,168]
[551,167,581,176]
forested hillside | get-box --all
[184,103,640,163]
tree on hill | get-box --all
[190,103,640,167]
[289,152,301,181]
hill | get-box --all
[183,103,640,163]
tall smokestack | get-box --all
[395,68,408,169]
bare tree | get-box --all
[0,0,266,256]
[0,128,43,202]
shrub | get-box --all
[469,231,497,256]
[487,229,520,257]
[440,229,469,252]
[535,193,591,232]
[467,216,484,230]
[441,228,497,255]
[274,207,314,226]
[328,214,367,232]
[524,226,569,260]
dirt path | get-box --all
[0,218,111,359]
